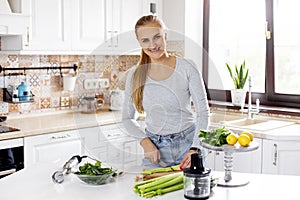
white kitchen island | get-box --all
[0,162,299,200]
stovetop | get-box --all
[0,126,20,133]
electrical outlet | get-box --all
[99,78,110,88]
[84,79,100,90]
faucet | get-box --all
[247,76,260,119]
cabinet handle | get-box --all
[51,134,71,140]
[113,30,118,47]
[107,30,113,47]
[272,143,278,166]
[24,27,30,47]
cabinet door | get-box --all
[262,139,300,175]
[97,0,159,54]
[214,138,262,174]
[71,0,106,51]
[25,0,72,51]
[24,130,82,167]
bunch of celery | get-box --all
[133,172,183,198]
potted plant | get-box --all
[226,60,249,106]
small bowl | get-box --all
[74,173,114,185]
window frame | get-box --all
[202,0,300,109]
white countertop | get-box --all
[0,109,300,142]
[0,162,299,200]
[0,109,122,141]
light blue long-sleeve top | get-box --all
[122,57,210,149]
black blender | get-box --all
[183,153,211,199]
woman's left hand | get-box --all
[179,150,198,170]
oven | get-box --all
[0,126,23,179]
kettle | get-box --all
[17,82,31,101]
[109,90,124,111]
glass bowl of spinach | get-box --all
[72,160,116,185]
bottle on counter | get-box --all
[17,82,30,101]
[12,86,19,102]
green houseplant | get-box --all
[226,60,249,89]
[226,60,249,106]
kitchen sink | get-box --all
[227,118,295,131]
[227,119,268,126]
[209,113,243,124]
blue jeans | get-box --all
[142,124,195,168]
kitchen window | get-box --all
[203,0,300,108]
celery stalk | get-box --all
[142,174,183,193]
[137,172,182,190]
[141,164,181,175]
[156,183,184,195]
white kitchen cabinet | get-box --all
[0,0,30,45]
[2,0,73,52]
[212,138,262,174]
[262,139,300,175]
[24,130,82,167]
[1,0,162,54]
[79,124,143,171]
[95,0,163,55]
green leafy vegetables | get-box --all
[74,161,115,176]
[73,161,116,185]
[199,126,232,146]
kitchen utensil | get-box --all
[183,153,211,199]
[81,97,104,113]
[52,155,83,184]
[109,90,124,111]
[63,75,77,91]
[158,159,169,167]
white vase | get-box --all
[230,89,246,106]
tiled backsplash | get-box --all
[0,54,140,115]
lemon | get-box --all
[238,134,251,147]
[226,133,238,145]
[240,131,253,141]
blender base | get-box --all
[184,194,209,200]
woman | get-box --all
[122,15,210,169]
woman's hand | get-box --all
[179,150,198,170]
[140,137,160,164]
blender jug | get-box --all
[183,153,211,199]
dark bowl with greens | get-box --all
[72,160,116,185]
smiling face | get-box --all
[136,22,167,61]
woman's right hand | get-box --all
[140,137,160,164]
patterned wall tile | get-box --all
[49,55,60,63]
[28,73,40,87]
[0,101,8,114]
[19,102,31,114]
[8,103,19,113]
[40,97,51,109]
[60,96,70,107]
[39,85,51,97]
[0,54,145,115]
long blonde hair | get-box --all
[131,15,166,113]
